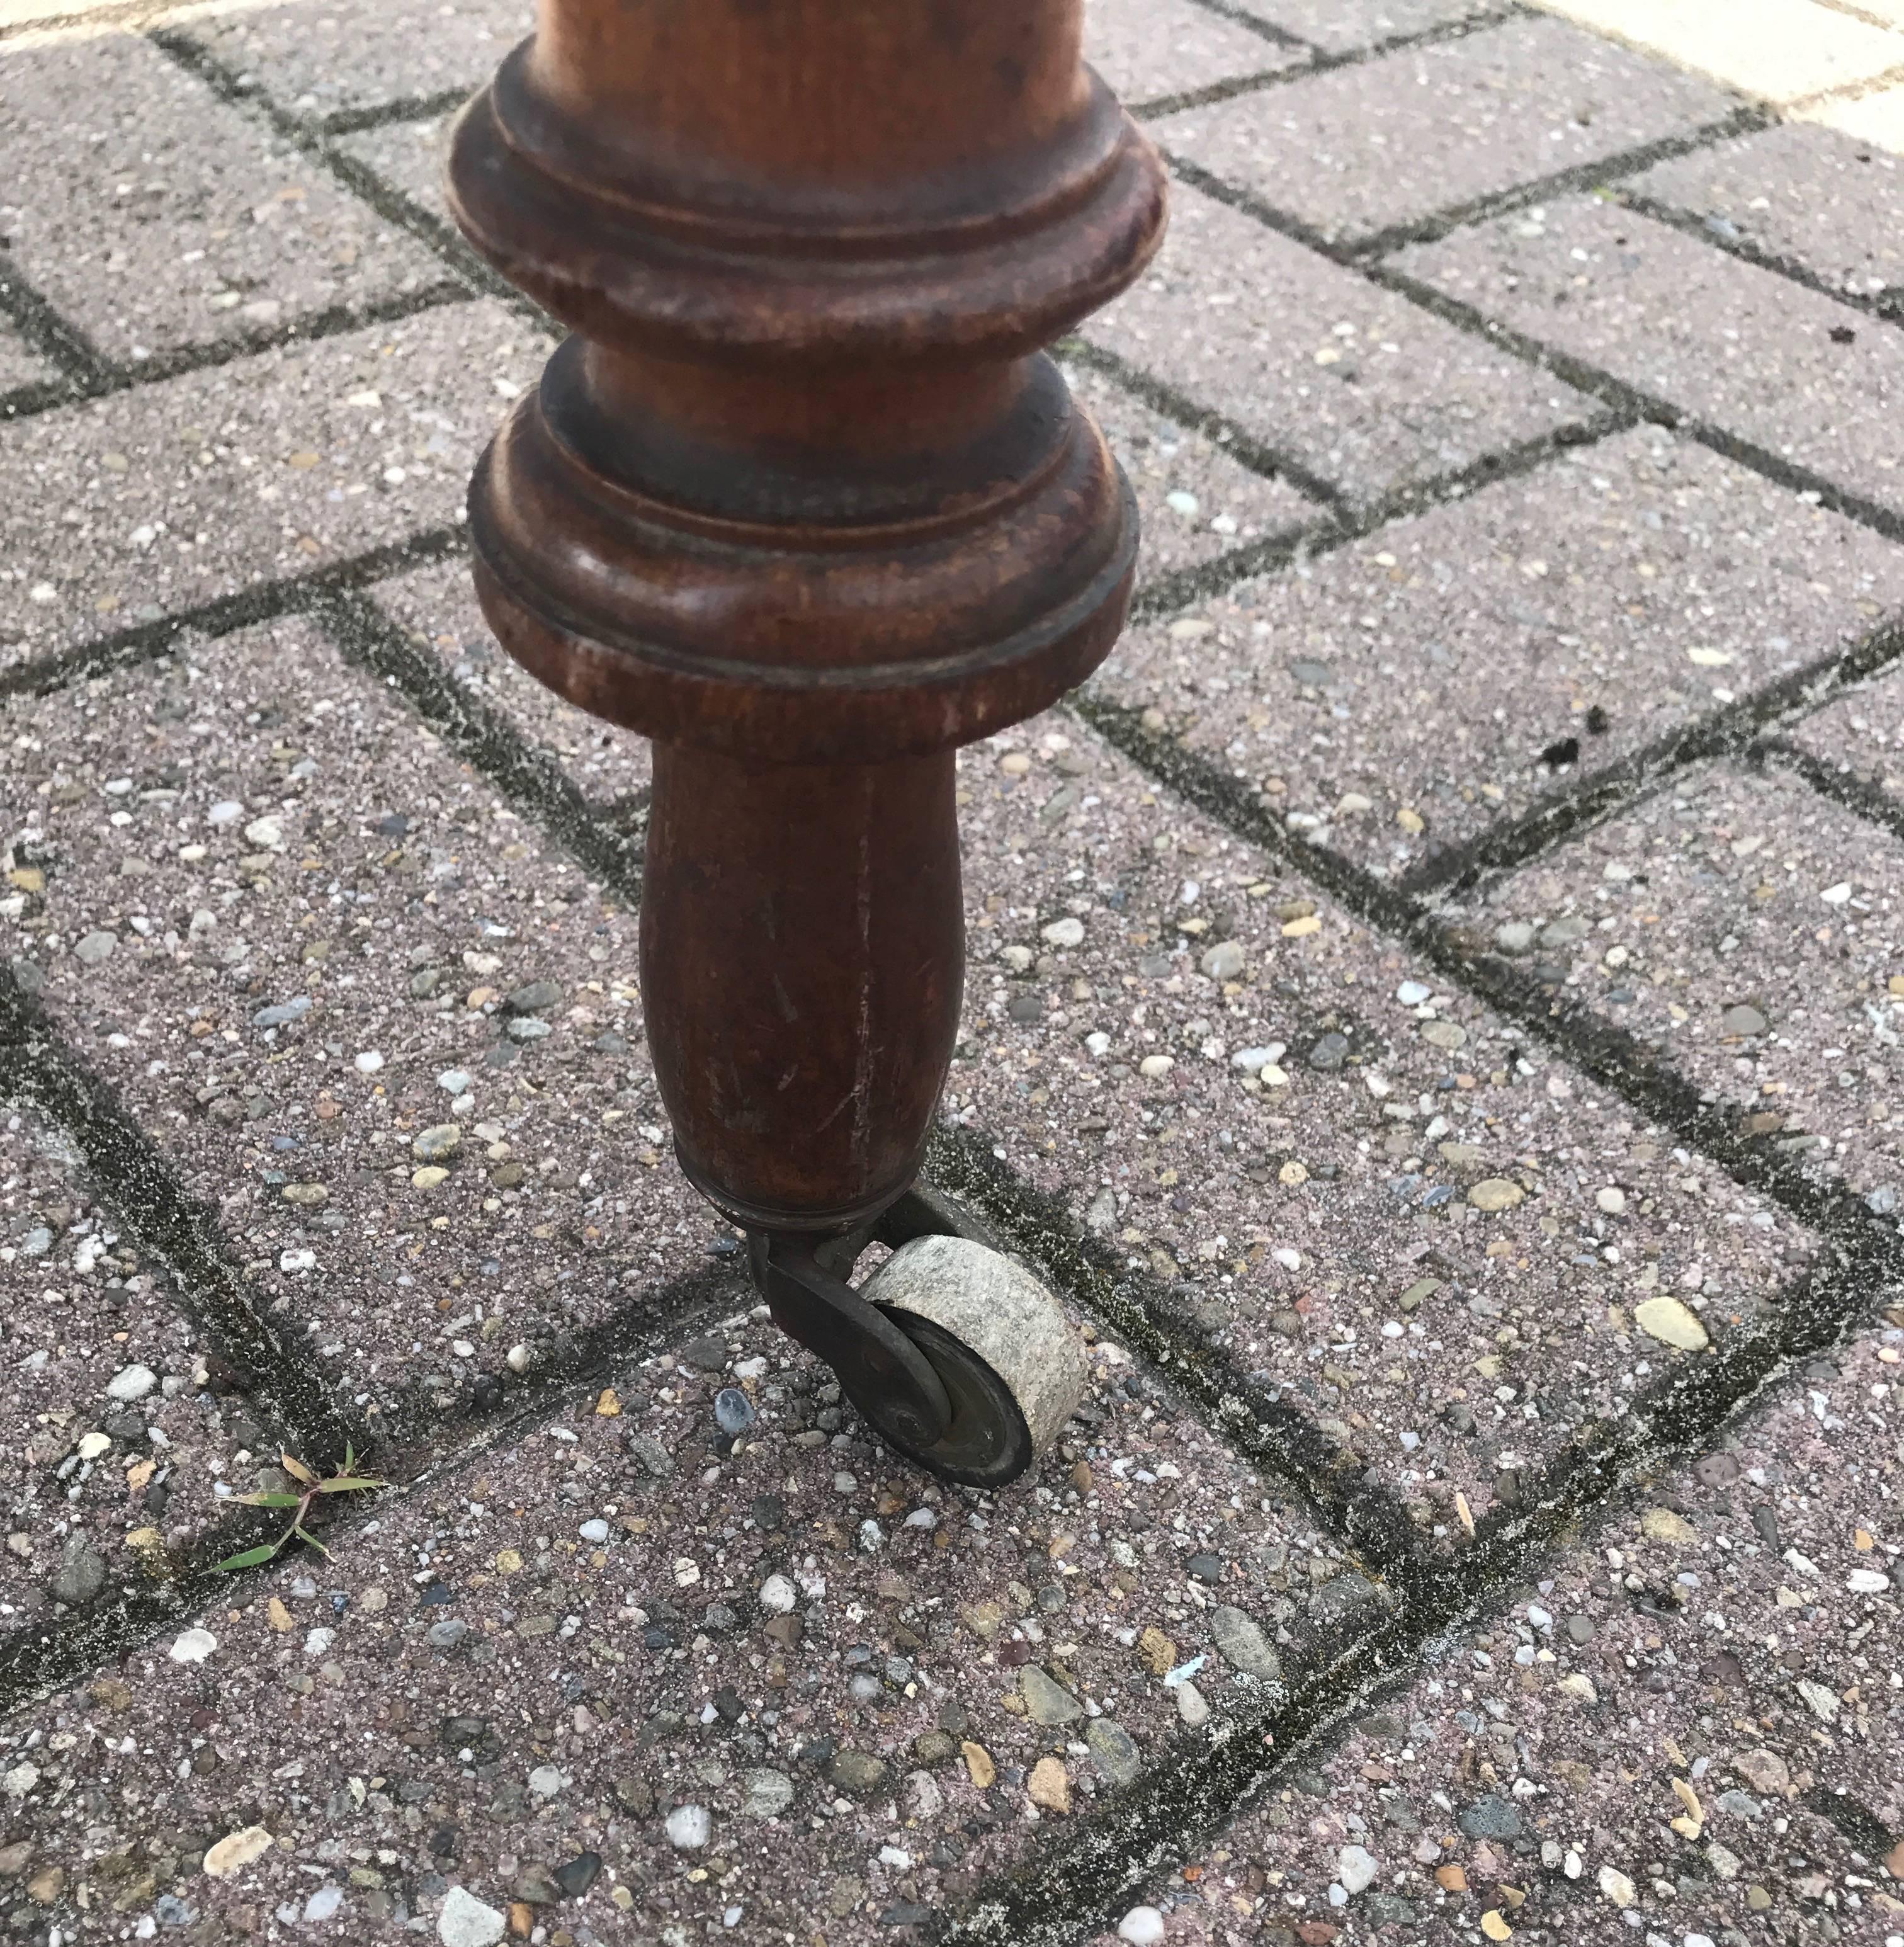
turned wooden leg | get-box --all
[448,0,1164,1481]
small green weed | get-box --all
[210,1443,385,1573]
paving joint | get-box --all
[1365,253,1904,547]
[320,82,480,137]
[0,1262,746,1717]
[1181,0,1527,80]
[1069,690,1904,1261]
[0,975,352,1467]
[1750,730,1904,849]
[316,588,648,911]
[145,25,546,329]
[1127,65,1315,121]
[0,257,108,390]
[1341,105,1775,261]
[2,280,479,431]
[1179,0,1315,54]
[1157,139,1904,557]
[948,1222,1901,1945]
[1398,611,1904,896]
[928,1125,1429,1586]
[1616,184,1904,327]
[1129,409,1634,625]
[1063,336,1350,511]
[0,522,468,702]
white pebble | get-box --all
[579,1519,610,1545]
[105,1364,157,1403]
[666,1803,711,1851]
[1395,980,1431,1006]
[1595,1186,1626,1214]
[354,1051,384,1074]
[169,1628,218,1664]
[1117,1906,1165,1945]
[436,1887,505,1947]
[1338,1844,1378,1895]
[758,1573,797,1614]
[303,1885,343,1922]
[1230,1045,1284,1074]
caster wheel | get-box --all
[847,1234,1088,1488]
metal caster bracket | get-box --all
[747,1181,1084,1489]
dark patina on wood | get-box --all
[448,3,1164,1419]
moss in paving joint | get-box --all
[1346,105,1776,262]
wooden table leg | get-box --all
[448,1,1164,1482]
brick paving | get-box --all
[3,3,1904,1946]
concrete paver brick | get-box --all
[947,721,1815,1530]
[0,1106,247,1623]
[1786,662,1904,806]
[370,559,652,812]
[1799,80,1904,161]
[0,314,54,394]
[1065,361,1320,588]
[334,109,454,227]
[0,1299,1339,1941]
[1400,193,1904,521]
[1087,180,1595,508]
[1,618,713,1433]
[1153,14,1740,248]
[1085,0,1306,105]
[0,298,548,671]
[1111,1322,1904,1942]
[1629,120,1904,302]
[0,31,446,362]
[172,0,531,122]
[1097,428,1904,879]
[1470,759,1904,1205]
[1528,0,1904,106]
[1241,0,1487,54]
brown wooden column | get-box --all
[448,1,1164,1240]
